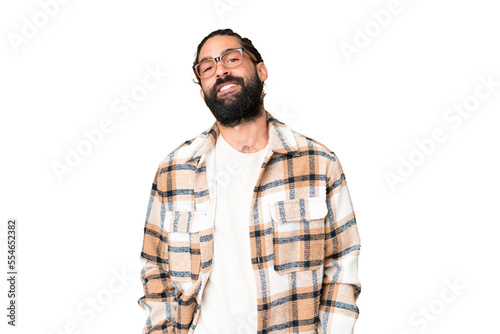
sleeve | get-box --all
[138,165,178,334]
[317,153,361,334]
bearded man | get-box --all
[138,29,362,334]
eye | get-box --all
[222,50,242,65]
[202,66,213,73]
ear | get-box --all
[256,62,268,82]
[200,88,205,101]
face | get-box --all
[197,36,268,127]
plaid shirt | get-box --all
[139,112,361,334]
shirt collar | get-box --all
[186,111,300,162]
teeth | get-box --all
[220,84,236,92]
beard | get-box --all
[203,70,264,128]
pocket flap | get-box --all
[166,207,211,233]
[269,197,328,224]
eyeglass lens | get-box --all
[197,50,243,78]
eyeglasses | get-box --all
[193,48,257,80]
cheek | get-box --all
[201,81,215,95]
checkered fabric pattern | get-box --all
[139,111,361,334]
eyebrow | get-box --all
[198,47,240,63]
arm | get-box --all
[138,166,177,333]
[318,154,361,334]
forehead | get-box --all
[198,35,242,61]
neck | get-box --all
[218,108,269,153]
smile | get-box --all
[218,83,239,94]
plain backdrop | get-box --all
[1,0,499,333]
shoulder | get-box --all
[288,127,346,182]
[159,137,196,164]
[153,135,200,178]
[291,128,339,162]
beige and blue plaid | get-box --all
[139,112,361,333]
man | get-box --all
[138,29,361,334]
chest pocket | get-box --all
[167,211,202,282]
[269,197,328,274]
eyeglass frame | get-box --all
[192,47,258,80]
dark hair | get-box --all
[193,28,264,85]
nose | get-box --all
[214,59,230,78]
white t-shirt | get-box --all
[194,133,269,334]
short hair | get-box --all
[193,28,264,85]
